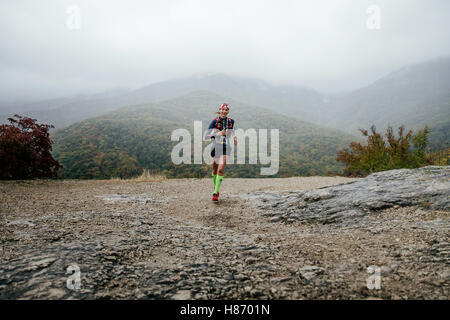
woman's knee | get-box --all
[212,160,219,174]
[218,164,225,175]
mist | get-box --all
[1,0,450,101]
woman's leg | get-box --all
[214,155,227,195]
[217,155,226,175]
[211,158,218,186]
[212,159,218,174]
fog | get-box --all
[1,0,450,101]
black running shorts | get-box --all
[211,143,231,158]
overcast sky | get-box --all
[1,0,450,101]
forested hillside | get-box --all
[52,91,356,179]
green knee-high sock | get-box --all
[211,173,217,186]
[214,175,224,194]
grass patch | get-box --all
[109,169,166,183]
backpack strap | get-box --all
[227,117,232,129]
[215,117,219,129]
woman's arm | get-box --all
[229,120,237,144]
[204,119,219,140]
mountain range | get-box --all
[2,56,448,149]
[52,91,355,178]
[2,56,449,178]
[322,56,450,147]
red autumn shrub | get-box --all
[0,115,62,179]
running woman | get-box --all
[204,103,237,202]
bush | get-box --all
[336,124,429,176]
[0,115,62,179]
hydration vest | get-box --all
[214,117,233,145]
[215,117,233,130]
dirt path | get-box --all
[0,177,448,299]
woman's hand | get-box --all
[216,129,226,137]
[234,137,238,145]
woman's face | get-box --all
[220,108,229,118]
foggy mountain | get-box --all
[0,87,131,129]
[323,56,450,147]
[1,56,449,147]
[0,73,324,129]
[127,73,325,121]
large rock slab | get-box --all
[245,166,450,226]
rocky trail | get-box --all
[0,166,449,299]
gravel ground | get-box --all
[0,176,448,300]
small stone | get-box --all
[245,257,258,265]
[171,290,191,300]
[47,288,67,299]
[269,216,282,223]
[31,257,56,268]
[298,266,325,283]
[381,266,392,274]
[437,270,450,280]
